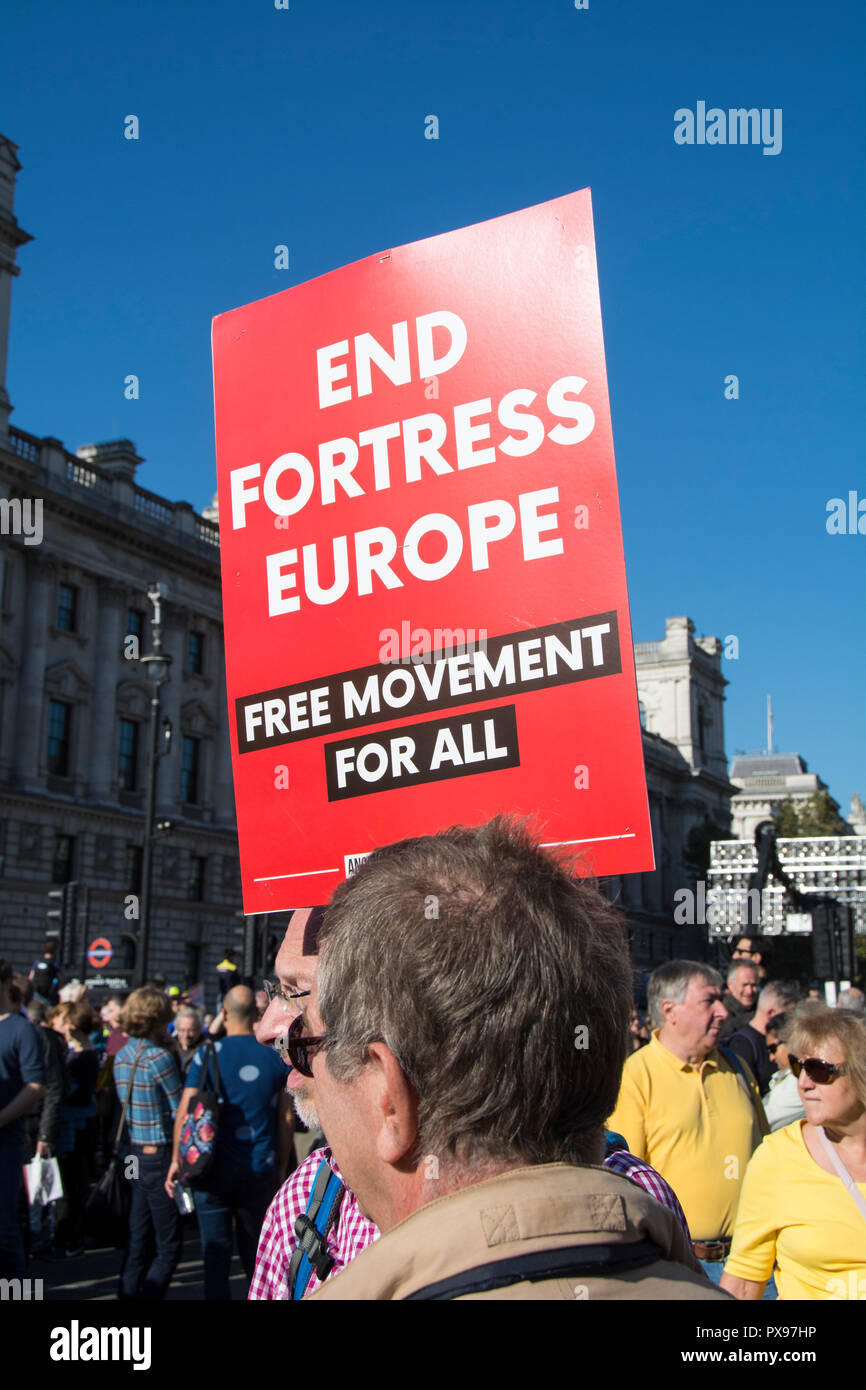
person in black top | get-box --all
[718,961,760,1041]
[727,980,802,1094]
[50,1000,100,1257]
[29,941,61,1007]
[0,959,46,1277]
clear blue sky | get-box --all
[4,0,864,813]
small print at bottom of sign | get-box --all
[325,704,520,801]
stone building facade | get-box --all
[0,425,250,997]
[0,134,256,1001]
[610,616,737,972]
[728,751,844,841]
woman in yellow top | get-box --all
[721,1004,866,1300]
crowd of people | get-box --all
[0,954,293,1296]
[1,817,864,1300]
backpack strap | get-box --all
[289,1160,346,1300]
[203,1038,221,1097]
[112,1041,147,1153]
[719,1045,766,1129]
[719,1044,745,1081]
[404,1237,665,1300]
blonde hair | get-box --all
[787,1004,866,1107]
[121,986,173,1040]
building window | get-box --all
[181,736,200,804]
[52,833,75,884]
[187,631,204,675]
[123,844,143,895]
[57,583,77,632]
[47,700,72,776]
[638,700,647,730]
[187,854,206,901]
[184,942,202,986]
[117,719,140,791]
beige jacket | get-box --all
[308,1162,731,1301]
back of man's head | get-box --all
[223,985,256,1030]
[318,816,632,1169]
[838,988,866,1015]
[757,980,801,1020]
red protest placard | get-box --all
[212,188,653,913]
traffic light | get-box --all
[119,931,139,974]
[46,881,78,968]
[242,916,257,982]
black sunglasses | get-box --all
[789,1054,848,1084]
[285,1013,329,1078]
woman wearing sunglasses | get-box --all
[721,1004,866,1300]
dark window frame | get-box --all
[181,735,200,804]
[117,718,140,791]
[123,844,143,895]
[47,699,72,777]
[57,583,78,632]
[52,832,75,885]
[186,631,204,675]
[187,854,206,902]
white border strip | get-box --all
[253,868,339,882]
[540,833,636,847]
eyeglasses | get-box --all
[262,979,310,1012]
[767,1041,780,1054]
[789,1054,848,1084]
[273,1014,329,1078]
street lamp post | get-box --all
[134,584,173,988]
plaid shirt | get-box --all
[249,1146,377,1300]
[603,1145,691,1241]
[113,1040,182,1145]
[249,1143,690,1299]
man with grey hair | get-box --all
[719,960,760,1040]
[300,820,725,1301]
[727,980,802,1093]
[609,959,768,1285]
[173,1007,204,1077]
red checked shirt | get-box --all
[249,1143,690,1299]
[249,1146,377,1299]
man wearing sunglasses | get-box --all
[251,900,698,1298]
[289,819,726,1302]
[250,907,378,1299]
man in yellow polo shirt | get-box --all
[608,959,768,1283]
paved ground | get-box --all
[29,1216,248,1300]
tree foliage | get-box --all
[772,792,848,839]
